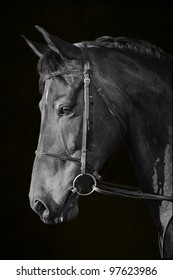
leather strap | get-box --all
[76,43,92,175]
[94,180,173,201]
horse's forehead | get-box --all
[44,79,52,104]
[42,75,82,104]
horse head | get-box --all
[23,27,126,224]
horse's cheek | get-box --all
[65,117,82,151]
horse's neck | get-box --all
[124,57,172,196]
[123,56,172,235]
[127,121,172,196]
[94,49,172,195]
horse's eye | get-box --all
[59,105,72,115]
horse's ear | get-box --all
[35,25,81,60]
[21,35,48,57]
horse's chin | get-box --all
[41,204,79,224]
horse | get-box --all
[23,26,172,259]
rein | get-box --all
[35,43,173,202]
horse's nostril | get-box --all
[33,199,50,219]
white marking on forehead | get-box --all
[44,79,51,104]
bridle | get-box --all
[35,43,173,202]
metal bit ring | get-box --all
[72,173,97,196]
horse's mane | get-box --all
[38,36,171,87]
[83,36,171,61]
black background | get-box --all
[0,0,172,259]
